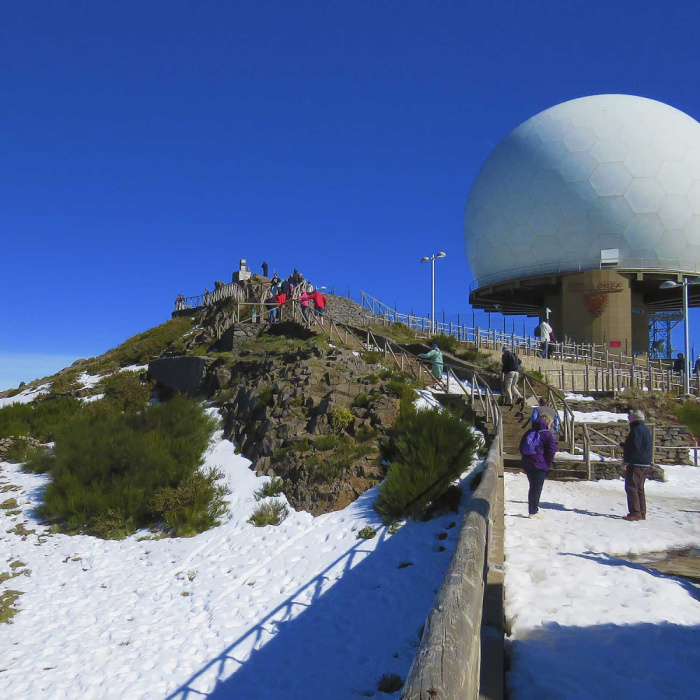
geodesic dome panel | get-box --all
[464,94,700,287]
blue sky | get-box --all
[3,0,700,389]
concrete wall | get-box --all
[148,357,209,394]
[561,269,634,351]
[401,438,501,699]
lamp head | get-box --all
[660,280,680,289]
[420,256,430,263]
[436,251,447,258]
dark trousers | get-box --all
[525,468,548,515]
[625,466,648,518]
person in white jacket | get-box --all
[538,319,552,358]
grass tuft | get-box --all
[253,477,285,501]
[377,673,404,693]
[247,500,289,527]
[356,525,376,539]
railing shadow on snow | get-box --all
[163,492,470,700]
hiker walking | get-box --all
[274,289,287,323]
[420,343,444,381]
[501,346,523,407]
[309,288,327,326]
[297,287,312,324]
[531,397,560,434]
[621,409,653,521]
[519,414,557,518]
[262,261,269,278]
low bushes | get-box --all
[28,395,220,538]
[374,403,479,521]
[0,397,82,441]
[101,371,153,411]
[428,333,460,353]
[675,401,700,437]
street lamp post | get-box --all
[660,276,700,395]
[420,252,447,334]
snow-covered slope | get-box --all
[0,429,479,698]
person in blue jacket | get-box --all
[621,409,653,521]
[519,415,557,518]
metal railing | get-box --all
[359,290,697,395]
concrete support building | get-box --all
[464,94,700,354]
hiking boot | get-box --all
[528,512,544,519]
[622,514,642,521]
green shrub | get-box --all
[331,407,354,432]
[102,371,153,411]
[429,334,460,353]
[295,438,312,452]
[22,449,55,474]
[254,477,285,501]
[386,377,419,405]
[352,393,372,408]
[361,350,384,365]
[0,397,83,441]
[315,434,339,451]
[35,395,218,537]
[675,401,700,437]
[357,525,376,540]
[190,346,208,356]
[149,468,228,537]
[272,446,294,463]
[211,387,237,406]
[5,438,37,464]
[355,425,378,442]
[247,499,289,527]
[256,386,275,408]
[313,439,365,482]
[366,374,379,385]
[377,673,404,693]
[374,405,479,521]
[50,371,81,396]
[6,386,24,398]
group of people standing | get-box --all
[266,267,327,326]
[519,405,653,522]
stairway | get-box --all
[500,402,590,480]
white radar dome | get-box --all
[464,94,700,287]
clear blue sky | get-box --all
[3,0,700,389]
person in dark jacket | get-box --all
[673,352,684,374]
[621,409,653,521]
[501,346,523,407]
[519,415,557,518]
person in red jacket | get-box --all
[309,290,327,326]
[275,290,287,323]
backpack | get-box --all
[534,324,541,338]
[520,429,542,456]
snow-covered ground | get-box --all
[504,466,700,698]
[566,409,628,423]
[0,429,479,699]
[0,384,50,408]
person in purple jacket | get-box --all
[519,415,557,519]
